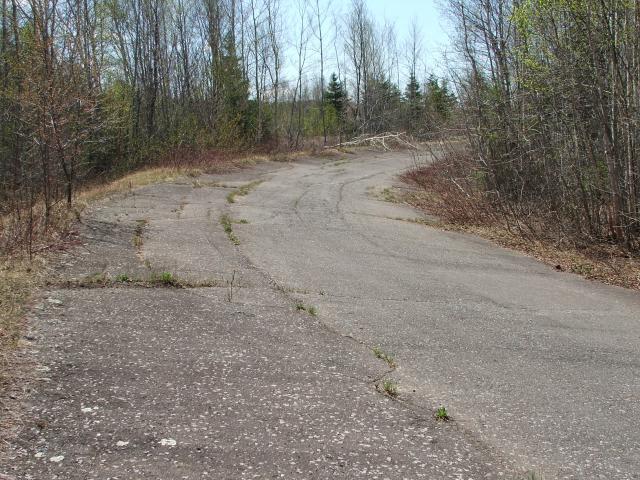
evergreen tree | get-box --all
[325,73,347,116]
[404,73,424,132]
[216,32,250,145]
[425,75,456,121]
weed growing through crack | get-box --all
[159,272,175,285]
[523,471,544,480]
[295,302,318,316]
[226,180,264,203]
[149,271,178,287]
[382,379,399,397]
[82,272,109,286]
[146,272,219,288]
[220,215,241,245]
[133,219,148,248]
[372,346,396,368]
[133,234,143,247]
[54,271,220,289]
[380,187,397,203]
[435,405,450,421]
[225,270,237,302]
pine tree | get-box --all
[404,73,424,132]
[216,32,250,145]
[425,75,456,121]
[325,73,346,116]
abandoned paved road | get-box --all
[4,151,640,479]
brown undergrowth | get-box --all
[401,153,640,291]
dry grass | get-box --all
[0,257,44,360]
[402,164,640,291]
[78,149,317,204]
[0,255,48,447]
[79,167,201,204]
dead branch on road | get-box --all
[329,132,418,151]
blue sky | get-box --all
[280,0,451,85]
[367,0,449,72]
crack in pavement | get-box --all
[3,158,519,479]
[232,151,640,479]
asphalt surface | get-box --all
[3,151,640,479]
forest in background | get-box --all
[2,0,640,256]
[0,0,456,254]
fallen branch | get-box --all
[329,132,417,151]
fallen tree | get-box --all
[330,132,418,151]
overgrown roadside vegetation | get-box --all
[401,146,640,291]
[423,0,640,289]
[0,258,45,394]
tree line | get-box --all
[0,0,455,253]
[447,0,640,249]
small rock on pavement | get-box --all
[49,455,64,463]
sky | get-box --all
[281,0,453,86]
[366,0,450,73]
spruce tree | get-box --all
[425,75,456,120]
[404,73,424,132]
[325,73,346,116]
[216,32,250,145]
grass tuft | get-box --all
[133,219,148,249]
[56,272,219,289]
[372,346,396,368]
[115,274,130,283]
[220,215,241,245]
[295,302,318,316]
[382,379,399,397]
[380,187,398,203]
[82,272,109,286]
[226,180,264,204]
[435,405,450,421]
[150,271,178,287]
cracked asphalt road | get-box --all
[4,151,640,479]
